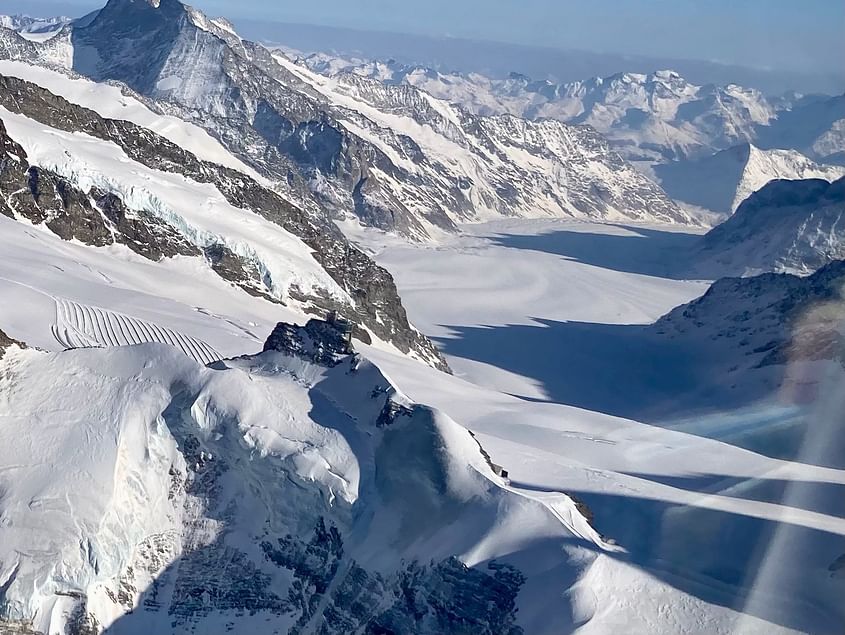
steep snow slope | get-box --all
[52,298,223,364]
[1,108,337,301]
[0,0,690,239]
[0,60,261,177]
[0,72,446,368]
[654,143,845,215]
[697,177,845,276]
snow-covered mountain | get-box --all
[0,321,606,633]
[0,15,71,36]
[656,258,845,378]
[757,93,845,166]
[0,0,691,240]
[0,66,446,370]
[654,143,845,215]
[697,177,845,276]
[301,54,844,166]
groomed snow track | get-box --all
[52,298,222,365]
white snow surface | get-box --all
[0,60,262,179]
[353,219,845,634]
[0,106,344,305]
[1,210,843,633]
[52,297,222,364]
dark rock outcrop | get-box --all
[0,327,25,355]
[263,314,357,366]
[259,520,526,635]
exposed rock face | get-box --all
[0,327,24,354]
[699,176,845,276]
[261,530,525,635]
[0,0,691,240]
[0,75,448,371]
[1,117,192,255]
[263,314,358,366]
[656,259,845,369]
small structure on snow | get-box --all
[263,314,356,366]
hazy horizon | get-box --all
[7,0,845,94]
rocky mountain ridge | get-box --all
[656,259,845,373]
[0,0,691,240]
[301,53,844,166]
[698,176,845,276]
[0,72,447,370]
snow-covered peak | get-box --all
[655,142,845,215]
[698,176,845,276]
[0,0,692,240]
[297,55,841,166]
[0,334,601,632]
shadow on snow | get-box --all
[486,224,702,280]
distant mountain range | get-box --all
[0,2,691,241]
[250,20,843,95]
[301,54,845,167]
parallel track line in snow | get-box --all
[50,298,222,365]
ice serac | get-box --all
[654,143,845,215]
[0,331,599,633]
[0,74,447,371]
[699,177,845,276]
[0,0,690,239]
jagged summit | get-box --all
[655,142,845,215]
[302,55,842,167]
[0,0,691,239]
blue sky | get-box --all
[11,0,845,74]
